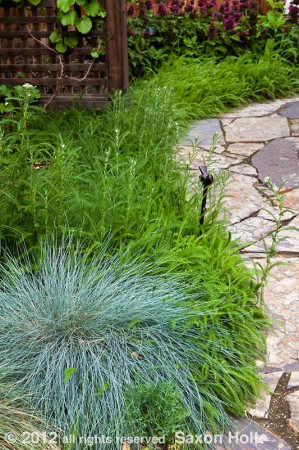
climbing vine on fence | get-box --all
[0,0,106,54]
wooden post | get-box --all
[105,0,129,93]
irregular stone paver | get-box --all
[220,97,299,118]
[223,174,263,224]
[180,118,225,146]
[263,258,299,368]
[226,142,264,157]
[197,144,226,154]
[228,217,276,245]
[290,119,299,136]
[180,97,299,447]
[282,186,299,211]
[251,138,299,189]
[177,147,243,171]
[248,372,284,419]
[224,115,290,143]
[214,417,291,449]
[229,164,257,177]
[257,205,297,222]
[250,215,299,253]
[279,101,299,119]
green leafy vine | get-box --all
[1,0,106,55]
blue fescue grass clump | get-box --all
[0,242,245,446]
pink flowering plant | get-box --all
[127,0,299,77]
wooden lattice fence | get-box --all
[0,0,129,107]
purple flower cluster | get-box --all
[289,0,299,22]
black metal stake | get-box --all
[199,165,214,229]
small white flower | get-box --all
[23,83,35,89]
[264,176,271,184]
[4,101,8,106]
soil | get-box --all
[250,372,299,450]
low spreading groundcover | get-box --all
[0,52,291,448]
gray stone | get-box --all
[251,138,299,189]
[282,187,299,213]
[287,371,299,389]
[214,417,291,449]
[230,164,258,177]
[181,118,225,147]
[290,119,299,136]
[224,115,290,143]
[220,118,235,126]
[226,142,264,157]
[262,258,299,367]
[248,372,284,419]
[279,101,299,119]
[220,97,299,119]
[285,390,299,424]
[249,216,299,254]
[223,174,264,224]
[177,147,242,172]
[197,144,225,154]
[258,205,297,222]
[228,217,277,245]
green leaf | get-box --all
[57,0,76,13]
[28,0,42,5]
[96,382,109,397]
[64,368,79,384]
[60,10,77,26]
[49,29,61,44]
[76,15,92,34]
[84,0,100,17]
[90,48,99,58]
[56,42,68,53]
[64,32,79,48]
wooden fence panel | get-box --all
[0,0,129,107]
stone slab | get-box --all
[250,214,299,253]
[282,187,299,213]
[223,174,264,224]
[177,147,242,171]
[258,205,297,222]
[230,164,258,177]
[279,101,299,119]
[226,143,264,157]
[224,115,290,143]
[220,97,299,119]
[229,217,277,245]
[196,144,225,154]
[290,119,299,136]
[262,258,299,367]
[213,417,291,449]
[181,118,225,147]
[248,372,284,419]
[251,138,299,189]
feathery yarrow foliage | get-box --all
[0,241,269,448]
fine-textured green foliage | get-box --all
[124,381,190,440]
[143,52,299,120]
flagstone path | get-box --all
[180,97,299,449]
